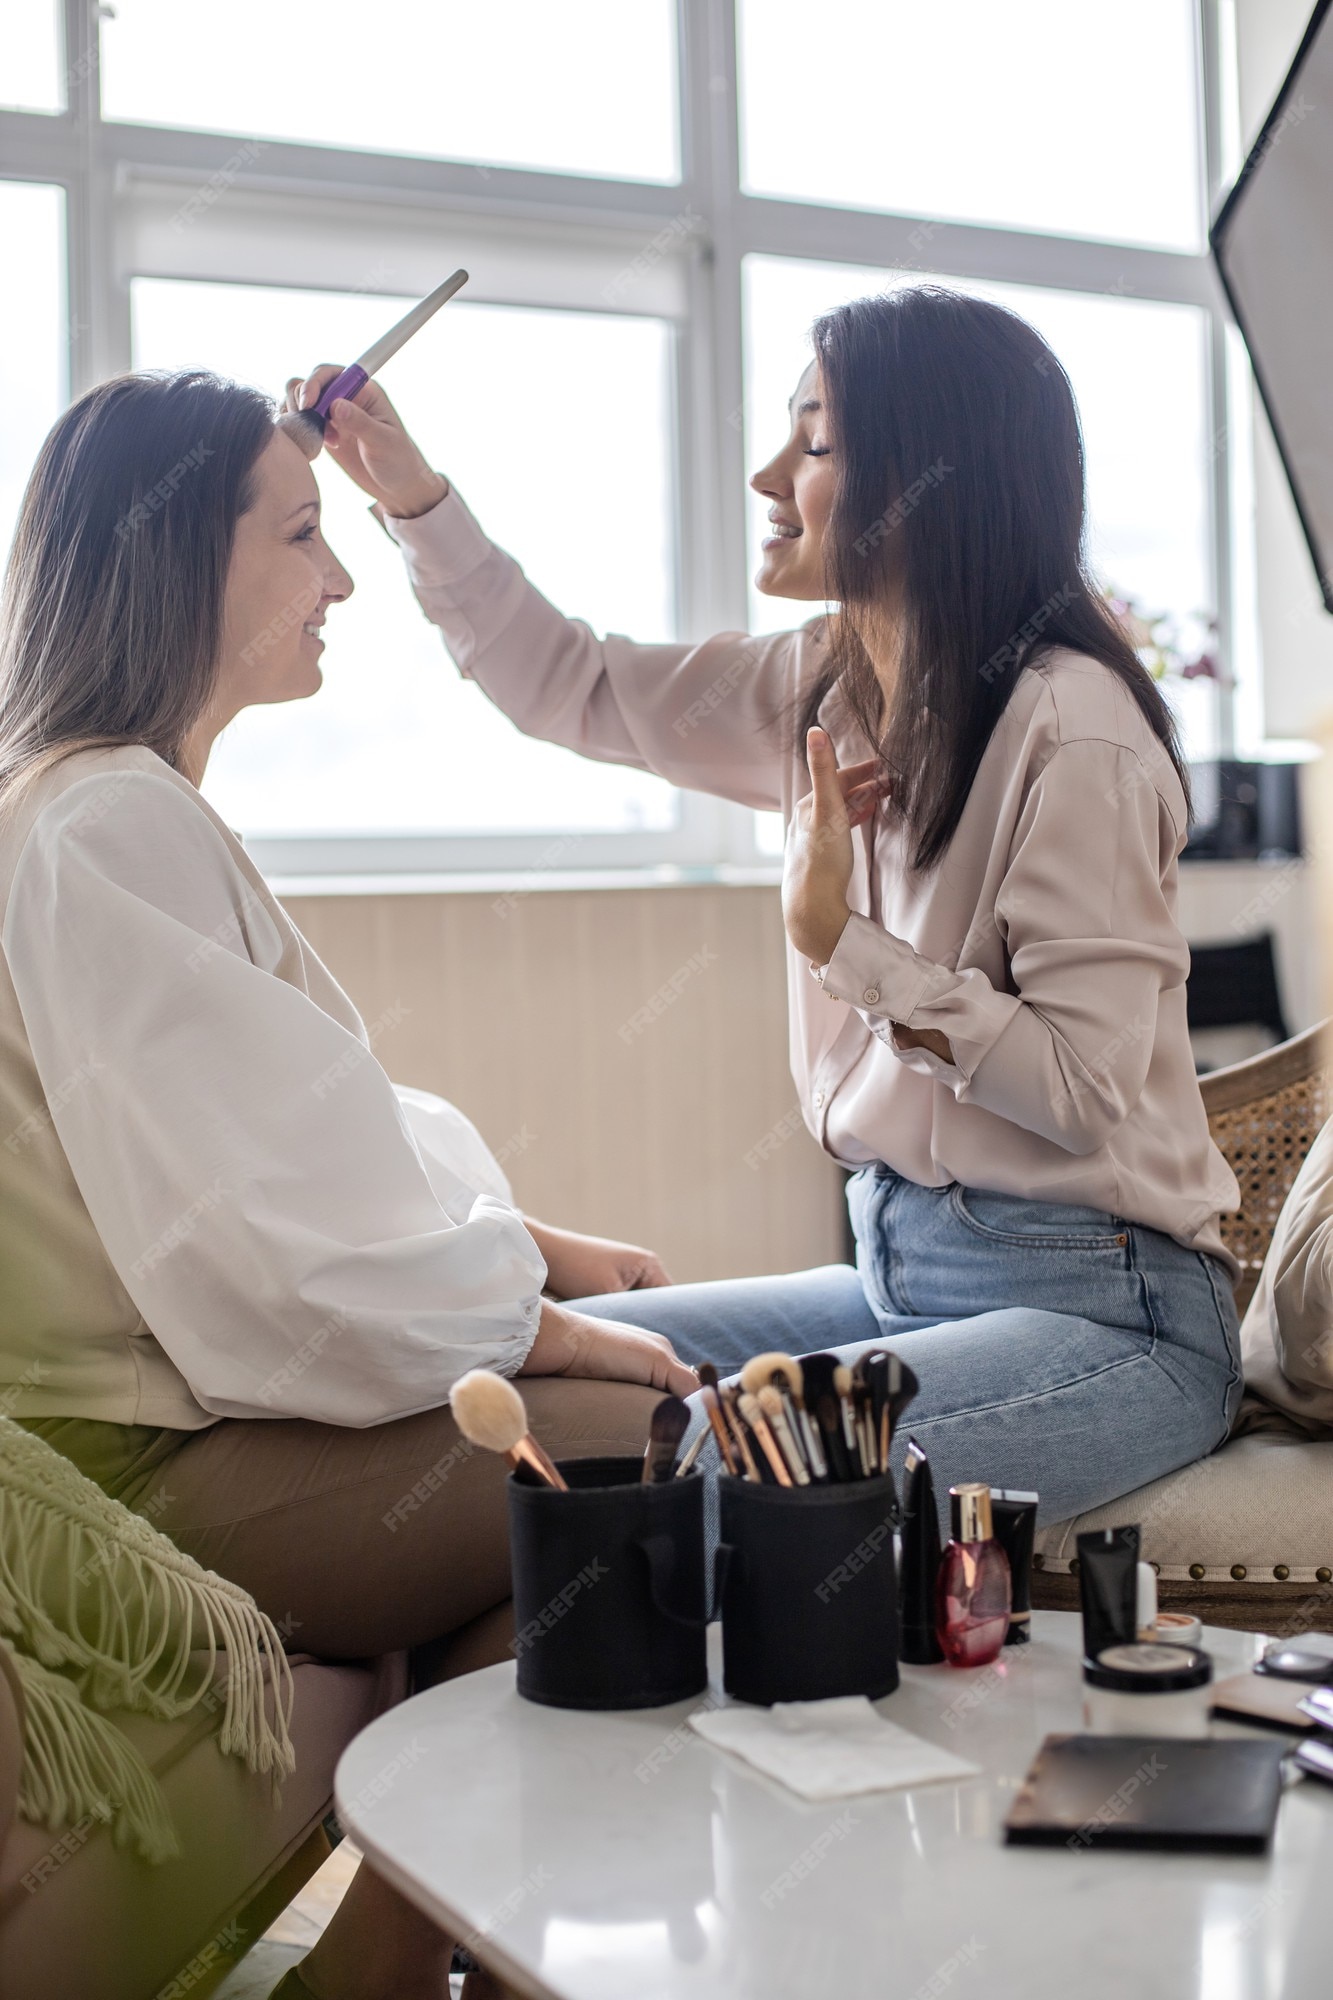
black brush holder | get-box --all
[508,1456,707,1710]
[716,1470,900,1705]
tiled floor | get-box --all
[213,1839,349,1999]
[213,1841,469,1998]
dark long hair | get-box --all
[802,286,1188,871]
[0,370,274,803]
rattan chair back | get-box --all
[1200,1021,1330,1314]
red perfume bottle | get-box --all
[936,1483,1011,1668]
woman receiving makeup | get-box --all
[297,283,1243,1526]
[0,372,699,2000]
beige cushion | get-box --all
[1034,1431,1333,1585]
[0,1652,389,2000]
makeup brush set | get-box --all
[683,1348,918,1488]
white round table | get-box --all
[335,1611,1332,2000]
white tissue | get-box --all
[689,1695,980,1802]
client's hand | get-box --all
[283,367,447,521]
[525,1219,672,1300]
[519,1302,698,1398]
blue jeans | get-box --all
[568,1168,1241,1526]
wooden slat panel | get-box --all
[281,883,847,1282]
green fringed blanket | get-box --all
[0,1416,294,1863]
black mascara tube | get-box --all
[991,1490,1038,1647]
[898,1436,944,1664]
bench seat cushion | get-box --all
[1032,1432,1333,1632]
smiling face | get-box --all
[214,428,353,720]
[749,360,835,600]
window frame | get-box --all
[0,0,1243,880]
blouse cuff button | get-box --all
[863,988,880,1005]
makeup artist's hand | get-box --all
[284,367,447,520]
[520,1302,698,1398]
[782,727,877,965]
[524,1219,672,1300]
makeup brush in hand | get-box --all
[449,1369,568,1491]
[278,267,469,459]
[642,1395,691,1483]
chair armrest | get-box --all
[0,1639,23,1860]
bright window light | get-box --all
[102,0,680,183]
[0,182,65,567]
[1,0,64,113]
[738,0,1203,253]
[131,278,678,837]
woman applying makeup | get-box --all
[299,283,1243,1527]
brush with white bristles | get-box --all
[449,1369,568,1491]
[739,1350,827,1481]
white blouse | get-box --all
[0,746,545,1430]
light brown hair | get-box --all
[0,370,274,806]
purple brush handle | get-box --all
[310,362,369,421]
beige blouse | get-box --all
[383,486,1239,1272]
